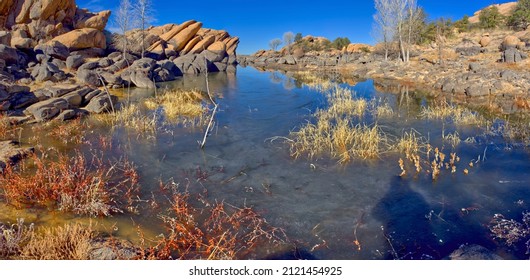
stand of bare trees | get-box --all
[373,0,421,63]
[114,0,154,57]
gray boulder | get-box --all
[84,94,118,114]
[66,55,85,70]
[24,98,70,122]
[35,84,81,98]
[54,109,77,121]
[202,50,226,63]
[77,69,102,87]
[130,58,157,71]
[154,68,176,82]
[173,54,197,72]
[78,61,99,71]
[0,31,11,46]
[129,70,155,88]
[11,92,39,109]
[455,39,483,56]
[35,41,70,61]
[107,59,129,73]
[99,71,123,86]
[502,48,524,63]
[0,44,18,65]
[71,48,105,59]
[465,84,490,97]
[98,57,113,68]
[62,92,83,107]
[122,58,158,88]
[285,55,297,65]
[31,62,64,82]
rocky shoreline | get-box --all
[0,0,240,167]
[239,31,530,115]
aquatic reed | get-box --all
[290,86,386,163]
[144,88,208,126]
[420,100,485,126]
[94,103,157,134]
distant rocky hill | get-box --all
[468,2,518,24]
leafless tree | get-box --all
[373,0,397,61]
[134,0,154,58]
[373,0,420,63]
[114,0,133,56]
[403,0,421,62]
[269,38,282,51]
[283,31,294,54]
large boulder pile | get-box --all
[0,0,109,50]
[0,0,240,129]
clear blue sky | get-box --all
[78,0,510,55]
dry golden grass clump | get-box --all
[420,100,485,126]
[95,103,157,134]
[290,87,387,163]
[138,181,287,260]
[95,89,209,132]
[0,149,139,217]
[144,89,208,126]
[294,72,337,92]
[20,223,94,260]
[326,86,367,118]
[374,101,394,119]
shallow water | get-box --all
[4,67,530,259]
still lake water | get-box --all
[3,66,530,259]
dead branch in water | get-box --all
[200,59,218,149]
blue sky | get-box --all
[78,0,510,54]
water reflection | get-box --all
[3,67,530,259]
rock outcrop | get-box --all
[51,28,106,50]
[468,2,518,24]
[0,0,109,49]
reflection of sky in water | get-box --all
[6,67,530,259]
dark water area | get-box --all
[3,66,530,259]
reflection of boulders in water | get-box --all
[448,244,502,260]
[372,176,440,259]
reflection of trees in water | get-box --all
[283,77,296,90]
[269,72,283,84]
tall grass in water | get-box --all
[293,72,337,92]
[290,86,387,163]
[95,103,157,134]
[0,149,139,217]
[138,181,287,260]
[420,100,485,126]
[95,89,209,132]
[144,89,207,126]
